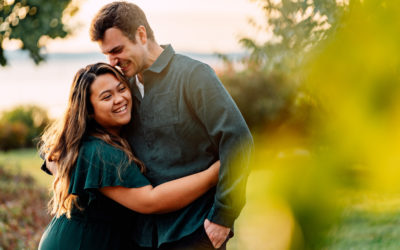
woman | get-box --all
[38,63,220,250]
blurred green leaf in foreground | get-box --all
[235,0,400,249]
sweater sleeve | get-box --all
[186,63,254,228]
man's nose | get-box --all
[109,55,117,67]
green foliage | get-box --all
[0,105,50,150]
[0,0,79,66]
[0,164,50,249]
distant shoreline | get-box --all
[0,50,245,118]
[3,49,245,64]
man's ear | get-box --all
[136,25,147,45]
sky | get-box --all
[42,0,267,54]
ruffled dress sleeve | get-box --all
[68,136,150,201]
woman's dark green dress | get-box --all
[39,136,150,250]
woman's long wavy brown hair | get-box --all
[39,62,144,218]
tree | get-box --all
[240,0,347,73]
[0,0,79,66]
[219,0,348,132]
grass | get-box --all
[327,211,400,250]
[326,193,400,250]
[0,148,52,188]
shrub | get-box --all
[219,68,316,135]
[0,105,50,150]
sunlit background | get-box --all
[0,0,265,118]
[1,0,400,249]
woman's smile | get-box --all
[113,104,128,113]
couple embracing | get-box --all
[39,2,253,250]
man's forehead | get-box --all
[99,28,125,53]
[99,40,117,54]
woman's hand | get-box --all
[46,158,58,176]
[207,160,220,186]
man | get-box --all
[90,2,253,249]
[45,1,253,249]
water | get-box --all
[0,50,229,118]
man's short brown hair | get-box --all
[90,1,155,43]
